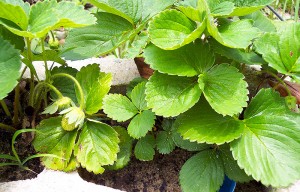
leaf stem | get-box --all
[0,100,11,117]
[41,37,50,82]
[12,84,20,127]
[261,70,292,97]
[295,0,299,22]
[25,38,35,94]
[0,123,16,132]
[30,82,63,106]
[52,73,85,109]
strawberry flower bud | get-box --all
[42,97,72,115]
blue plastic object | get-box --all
[219,176,236,192]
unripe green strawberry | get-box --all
[49,38,60,49]
[61,115,77,131]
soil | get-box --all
[79,148,268,192]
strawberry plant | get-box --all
[0,0,300,192]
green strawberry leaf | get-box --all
[89,0,175,24]
[134,134,156,161]
[0,37,21,100]
[140,0,176,21]
[143,41,215,76]
[173,132,210,151]
[103,94,138,122]
[254,23,300,76]
[198,64,248,116]
[208,1,235,17]
[76,64,112,115]
[207,18,260,49]
[176,97,243,144]
[74,120,119,174]
[226,0,274,16]
[231,89,300,187]
[88,0,139,24]
[145,72,202,117]
[50,66,78,103]
[177,0,203,22]
[148,9,206,50]
[219,144,252,183]
[0,25,25,51]
[30,50,66,65]
[0,0,28,30]
[179,150,224,192]
[210,39,265,65]
[156,131,176,154]
[124,32,149,58]
[160,118,210,152]
[106,126,133,170]
[33,117,78,170]
[131,82,148,110]
[128,110,156,139]
[242,11,276,32]
[126,77,147,98]
[52,1,96,29]
[0,0,96,38]
[62,12,134,60]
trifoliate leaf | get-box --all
[179,150,224,192]
[128,110,155,139]
[62,12,134,60]
[106,126,133,170]
[33,117,78,170]
[177,97,243,144]
[144,41,215,76]
[219,145,252,183]
[231,89,300,187]
[198,64,248,116]
[134,134,155,161]
[0,37,21,100]
[211,39,265,65]
[130,82,148,110]
[76,64,112,114]
[51,66,78,103]
[207,18,260,49]
[148,9,206,50]
[156,131,176,154]
[74,120,119,174]
[103,94,138,122]
[145,72,202,117]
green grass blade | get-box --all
[22,154,65,165]
[0,154,17,161]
